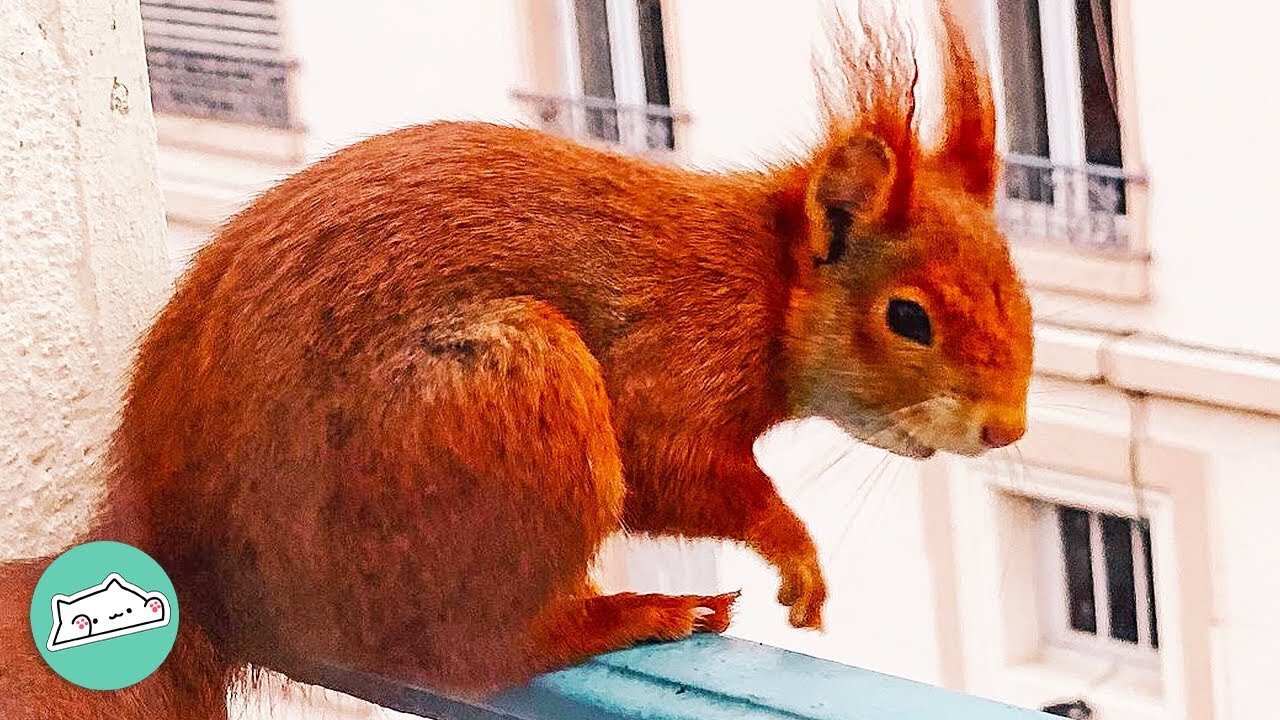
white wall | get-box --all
[286,0,532,161]
[1124,0,1280,357]
[0,0,170,559]
[667,0,825,168]
[736,421,944,683]
[1143,399,1280,720]
[669,0,957,169]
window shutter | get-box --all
[141,0,292,127]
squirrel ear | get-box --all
[933,7,998,203]
[809,133,898,263]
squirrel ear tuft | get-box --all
[933,6,998,203]
[808,133,899,263]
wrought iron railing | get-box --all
[512,91,689,155]
[997,153,1146,253]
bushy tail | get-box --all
[0,556,232,720]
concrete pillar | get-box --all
[0,0,169,558]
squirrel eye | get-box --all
[886,299,932,346]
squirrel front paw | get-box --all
[777,555,827,629]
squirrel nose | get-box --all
[981,420,1025,449]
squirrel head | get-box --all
[778,5,1032,458]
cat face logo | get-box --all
[46,573,171,652]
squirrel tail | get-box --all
[0,555,233,720]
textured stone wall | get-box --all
[0,0,169,558]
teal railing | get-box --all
[309,634,1052,719]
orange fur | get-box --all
[1,4,1031,717]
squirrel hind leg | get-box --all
[258,297,628,695]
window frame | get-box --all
[140,0,298,129]
[985,0,1105,184]
[551,0,678,151]
[981,0,1152,299]
[1036,503,1161,669]
[988,0,1129,238]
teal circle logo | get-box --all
[29,541,179,690]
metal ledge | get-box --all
[309,634,1050,719]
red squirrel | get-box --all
[0,7,1031,719]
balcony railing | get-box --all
[996,153,1147,253]
[305,634,1051,719]
[512,91,690,155]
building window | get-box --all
[989,0,1143,251]
[942,446,1214,719]
[517,0,682,153]
[141,0,292,127]
[1044,504,1159,659]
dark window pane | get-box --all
[1058,507,1097,634]
[1075,0,1123,168]
[997,0,1053,203]
[636,0,675,149]
[574,0,619,142]
[1076,0,1127,213]
[1101,514,1139,643]
[1141,521,1159,648]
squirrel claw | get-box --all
[690,591,739,634]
